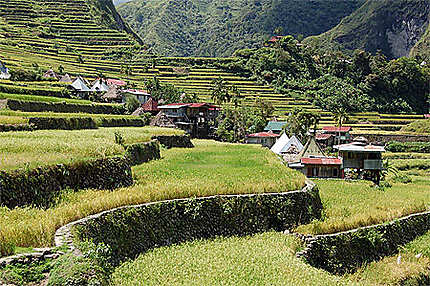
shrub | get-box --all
[0,84,68,98]
[0,260,52,285]
[96,117,147,128]
[48,254,109,286]
[0,123,34,132]
[0,157,133,209]
[151,135,194,149]
[29,117,97,130]
[124,141,160,166]
[385,141,430,153]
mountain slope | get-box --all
[304,0,430,59]
[0,0,143,71]
[410,22,430,61]
[117,0,365,57]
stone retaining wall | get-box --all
[55,180,321,266]
[358,133,430,144]
[152,135,194,149]
[297,210,430,274]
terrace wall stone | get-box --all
[55,180,322,266]
[0,157,133,209]
[297,210,430,274]
[151,135,194,149]
[360,133,430,144]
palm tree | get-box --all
[210,77,231,105]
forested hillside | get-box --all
[117,0,364,57]
[304,0,430,60]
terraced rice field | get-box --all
[0,0,426,132]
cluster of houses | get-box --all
[246,121,385,183]
[43,69,221,138]
[43,69,151,104]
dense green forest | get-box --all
[218,36,430,114]
[117,0,364,57]
[304,0,430,60]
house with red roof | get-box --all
[106,78,127,87]
[265,36,284,46]
[320,126,352,145]
[288,136,343,179]
[153,102,220,138]
[246,132,279,148]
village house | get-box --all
[123,89,151,104]
[153,103,219,138]
[320,126,352,145]
[43,69,59,80]
[91,79,109,93]
[69,76,92,98]
[0,61,10,79]
[132,98,159,116]
[102,85,122,103]
[271,133,304,156]
[334,137,385,183]
[106,78,127,87]
[288,136,343,179]
[264,121,287,134]
[315,133,335,148]
[265,36,284,46]
[59,74,73,83]
[246,132,279,148]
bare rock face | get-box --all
[386,5,430,58]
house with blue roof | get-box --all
[263,121,287,134]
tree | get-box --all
[284,107,320,142]
[124,94,140,114]
[58,65,64,75]
[255,97,274,119]
[216,106,267,142]
[274,26,283,36]
[211,77,231,105]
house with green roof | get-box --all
[264,121,287,134]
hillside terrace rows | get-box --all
[0,1,425,131]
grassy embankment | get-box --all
[112,154,430,286]
[0,140,305,251]
[111,231,430,286]
[0,126,181,171]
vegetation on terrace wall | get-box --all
[386,141,430,153]
[5,99,125,115]
[401,119,430,134]
[224,36,430,114]
[73,189,322,266]
[0,157,132,209]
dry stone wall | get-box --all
[55,181,322,266]
[297,210,430,274]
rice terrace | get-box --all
[0,0,430,285]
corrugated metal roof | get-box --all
[322,126,352,132]
[335,142,385,152]
[264,121,287,131]
[316,134,333,140]
[247,132,280,138]
[107,79,127,86]
[301,157,342,165]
